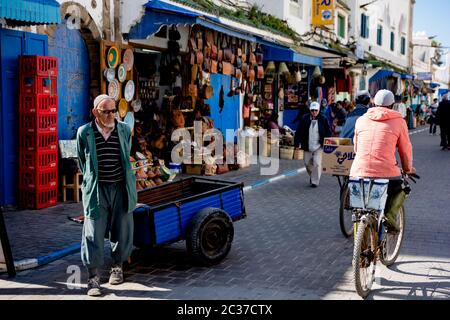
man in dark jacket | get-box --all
[294,102,332,187]
[437,94,450,150]
[340,91,371,139]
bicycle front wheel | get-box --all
[339,187,353,238]
[352,218,377,299]
[380,206,405,267]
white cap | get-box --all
[373,90,395,106]
[356,90,371,98]
[309,102,320,111]
[93,94,114,109]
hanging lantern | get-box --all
[278,62,290,76]
[301,66,308,79]
[295,70,302,83]
[265,61,276,74]
[313,66,322,78]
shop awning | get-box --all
[128,0,256,42]
[262,42,322,67]
[0,0,61,25]
[369,69,413,83]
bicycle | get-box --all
[336,175,352,238]
[349,171,419,299]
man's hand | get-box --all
[405,167,417,175]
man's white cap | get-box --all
[373,89,395,106]
[93,94,114,109]
[356,90,371,98]
[309,102,320,111]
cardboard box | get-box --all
[184,164,203,175]
[323,137,352,146]
[322,143,355,176]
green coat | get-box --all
[76,120,137,220]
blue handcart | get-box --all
[133,177,246,265]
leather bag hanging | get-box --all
[210,60,218,74]
[250,52,257,66]
[196,50,204,65]
[191,64,199,83]
[222,62,233,76]
[257,65,264,79]
[249,68,255,82]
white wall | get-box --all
[347,0,412,69]
[57,0,104,34]
[121,0,148,34]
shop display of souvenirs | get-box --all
[108,79,120,100]
[123,48,134,71]
[118,63,127,82]
[131,152,176,191]
[103,68,115,82]
[124,80,135,102]
[107,45,120,68]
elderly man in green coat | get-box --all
[77,94,137,296]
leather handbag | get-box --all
[218,49,223,62]
[222,62,233,76]
[249,69,255,82]
[191,64,198,83]
[250,53,257,66]
[211,44,218,60]
[224,48,233,62]
[256,53,264,65]
[210,60,218,74]
[188,84,198,98]
[190,52,196,65]
[235,68,242,81]
[242,63,249,77]
[257,66,264,79]
[196,51,204,65]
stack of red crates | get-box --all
[19,56,58,209]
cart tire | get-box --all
[186,208,234,266]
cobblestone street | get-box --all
[1,129,449,300]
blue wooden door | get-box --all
[205,74,240,141]
[49,20,90,140]
[0,28,48,206]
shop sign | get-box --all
[416,72,432,81]
[312,0,335,26]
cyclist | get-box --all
[350,90,416,233]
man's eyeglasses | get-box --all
[98,108,117,115]
[310,109,319,113]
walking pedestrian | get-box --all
[428,98,439,135]
[294,102,332,188]
[340,90,371,139]
[77,94,137,296]
[436,94,450,150]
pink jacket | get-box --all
[350,107,413,178]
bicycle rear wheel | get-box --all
[352,218,377,299]
[339,187,353,238]
[380,206,405,267]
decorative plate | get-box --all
[124,80,135,102]
[107,46,120,68]
[123,48,134,71]
[103,68,115,82]
[108,79,120,101]
[131,99,142,112]
[118,63,127,82]
[118,99,128,119]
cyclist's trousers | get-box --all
[384,180,406,229]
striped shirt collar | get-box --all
[94,119,116,141]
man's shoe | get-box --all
[311,184,318,188]
[87,276,102,297]
[384,222,400,235]
[109,266,124,285]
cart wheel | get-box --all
[186,208,234,266]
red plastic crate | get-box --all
[21,76,57,95]
[20,94,58,114]
[19,186,58,210]
[19,131,58,152]
[19,167,58,189]
[19,150,58,171]
[20,113,57,133]
[20,56,58,77]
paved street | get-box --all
[1,129,449,300]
